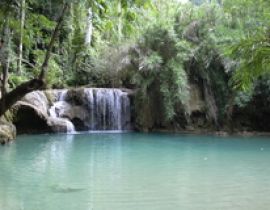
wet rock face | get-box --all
[14,105,52,134]
[0,122,16,145]
[13,91,53,134]
[47,117,74,133]
[187,84,208,129]
[12,90,74,134]
[65,88,85,106]
[49,88,132,131]
[13,88,133,134]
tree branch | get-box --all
[0,79,45,116]
[38,3,69,80]
[0,3,69,117]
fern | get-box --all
[230,35,270,91]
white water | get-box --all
[65,120,76,133]
[48,88,132,133]
[48,91,76,134]
[84,88,131,131]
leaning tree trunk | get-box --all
[0,3,69,117]
[0,79,45,116]
[39,3,69,80]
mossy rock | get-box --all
[44,89,60,106]
[0,110,15,123]
[0,122,16,145]
[66,88,85,105]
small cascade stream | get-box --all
[49,91,76,134]
[48,88,132,133]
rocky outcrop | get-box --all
[47,117,75,133]
[188,84,205,113]
[0,121,16,145]
[187,84,208,129]
[13,90,74,134]
[232,78,270,132]
[50,88,132,131]
[12,88,132,134]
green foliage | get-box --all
[234,91,253,108]
[223,0,270,91]
[33,50,63,87]
[1,0,270,131]
[133,24,190,124]
[8,74,29,89]
[229,35,270,91]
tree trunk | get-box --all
[0,3,69,117]
[39,3,69,80]
[1,54,10,96]
[1,18,11,96]
[0,79,45,116]
[17,0,26,75]
[117,0,123,41]
[85,8,93,46]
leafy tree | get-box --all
[223,0,270,90]
[131,24,190,129]
[0,2,69,117]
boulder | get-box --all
[0,122,16,145]
[13,90,74,134]
[20,91,50,116]
[47,117,75,133]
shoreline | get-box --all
[14,129,270,138]
[151,129,270,137]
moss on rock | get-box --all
[0,121,16,145]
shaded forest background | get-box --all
[0,0,269,132]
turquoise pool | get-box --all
[0,133,270,210]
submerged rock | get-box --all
[50,184,86,193]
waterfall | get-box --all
[65,120,76,133]
[59,90,68,101]
[48,88,132,132]
[84,88,131,131]
[48,90,76,134]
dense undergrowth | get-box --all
[0,0,269,131]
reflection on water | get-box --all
[0,133,270,210]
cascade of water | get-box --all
[48,90,76,134]
[85,89,95,130]
[48,88,131,133]
[59,90,68,101]
[114,90,122,130]
[121,91,131,130]
[84,88,131,131]
[65,120,76,133]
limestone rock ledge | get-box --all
[12,90,73,134]
[0,121,16,145]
